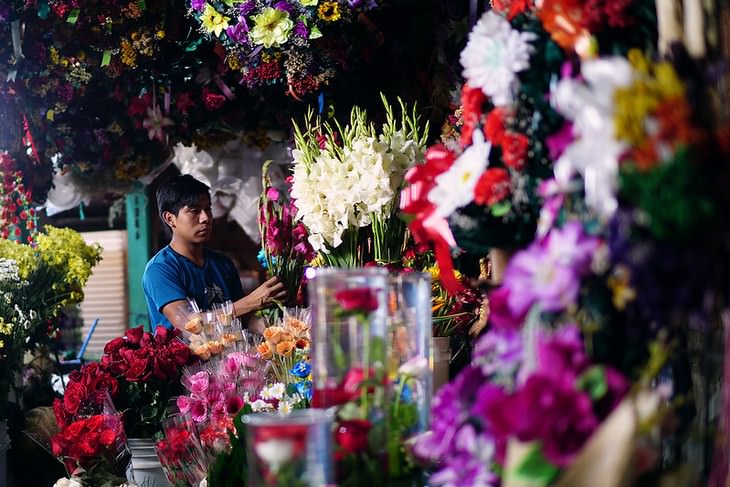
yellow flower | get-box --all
[250,7,293,48]
[318,1,341,21]
[0,340,4,349]
[201,3,230,38]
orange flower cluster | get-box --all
[257,315,311,360]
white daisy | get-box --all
[428,130,492,218]
[260,383,286,401]
[460,11,537,106]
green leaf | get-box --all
[491,201,512,217]
[101,50,111,67]
[576,365,608,401]
[513,444,560,485]
[66,8,80,24]
[309,26,323,39]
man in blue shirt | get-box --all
[143,174,285,329]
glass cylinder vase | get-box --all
[389,272,432,436]
[309,268,390,418]
[242,409,335,487]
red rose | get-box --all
[53,398,68,428]
[461,84,487,146]
[334,288,379,314]
[63,381,87,415]
[153,325,169,343]
[484,108,508,146]
[126,357,150,381]
[203,91,226,110]
[153,355,176,380]
[335,419,372,455]
[502,132,529,170]
[103,336,126,354]
[125,326,144,345]
[474,168,512,206]
[99,428,117,447]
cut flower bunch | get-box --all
[291,95,428,267]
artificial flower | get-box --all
[142,106,174,142]
[460,11,537,106]
[250,7,294,48]
[474,168,511,206]
[428,130,492,218]
[200,3,231,37]
[538,0,593,56]
[318,1,341,21]
[551,56,633,219]
[491,0,534,20]
[300,0,319,5]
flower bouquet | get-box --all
[186,0,382,97]
[259,162,315,310]
[291,96,428,267]
[51,391,131,486]
[155,415,208,487]
[101,325,192,438]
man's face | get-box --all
[165,194,213,243]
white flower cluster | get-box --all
[0,259,20,284]
[291,129,424,252]
[460,11,537,106]
[250,382,305,413]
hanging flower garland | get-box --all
[186,0,382,98]
[401,2,658,292]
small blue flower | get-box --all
[290,361,311,378]
[295,380,312,400]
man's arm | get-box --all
[161,299,195,331]
[232,276,286,317]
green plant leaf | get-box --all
[576,365,609,400]
[513,444,560,485]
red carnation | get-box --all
[474,168,512,206]
[502,132,529,170]
[484,108,508,146]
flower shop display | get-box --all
[51,391,132,486]
[401,2,658,292]
[186,0,381,98]
[259,162,315,310]
[0,222,101,421]
[412,15,730,481]
[242,409,335,486]
[291,96,428,267]
[101,325,192,438]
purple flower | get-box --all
[191,0,206,10]
[546,121,574,160]
[226,20,249,44]
[502,222,599,315]
[239,0,256,15]
[274,1,294,13]
[429,426,499,486]
[473,327,522,378]
[481,374,598,467]
[536,324,589,383]
[266,187,280,201]
[293,21,308,39]
[487,286,527,329]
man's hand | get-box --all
[234,276,286,316]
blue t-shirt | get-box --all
[142,246,245,328]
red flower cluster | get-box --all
[53,363,120,429]
[335,419,372,458]
[51,414,126,474]
[0,152,38,243]
[491,0,534,20]
[101,325,191,383]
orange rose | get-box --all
[207,340,224,355]
[276,341,295,357]
[192,343,211,360]
[257,342,273,360]
[263,326,284,344]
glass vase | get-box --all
[242,409,335,487]
[389,272,432,436]
[309,267,390,416]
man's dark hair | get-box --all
[156,174,210,229]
